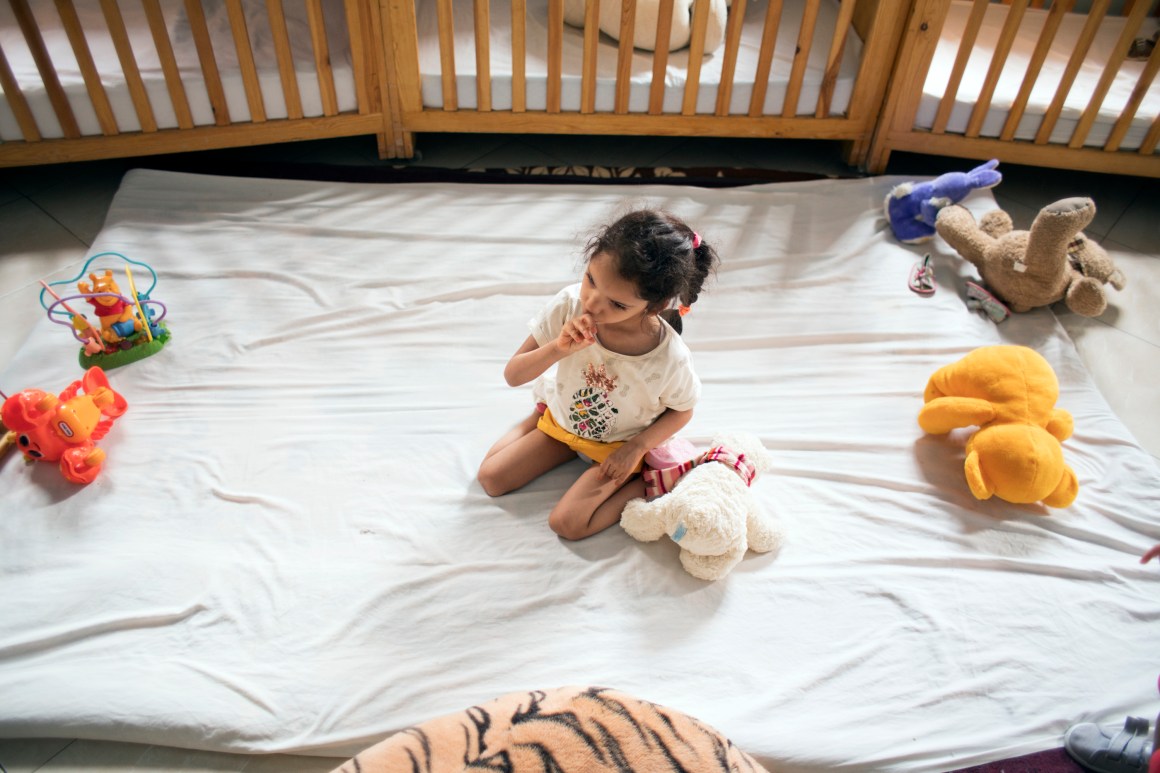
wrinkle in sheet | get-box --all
[0,605,207,659]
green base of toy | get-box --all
[78,326,171,370]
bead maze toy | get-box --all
[39,252,170,370]
[0,366,128,484]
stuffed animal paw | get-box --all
[918,346,1078,509]
[621,432,782,580]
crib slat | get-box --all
[0,41,41,141]
[266,0,305,119]
[816,0,856,117]
[55,0,119,135]
[433,0,459,110]
[511,0,527,112]
[141,0,194,129]
[616,0,637,114]
[582,0,600,113]
[932,0,989,134]
[648,0,676,114]
[682,0,710,115]
[1141,113,1160,154]
[184,0,231,125]
[1070,0,1151,149]
[749,0,784,116]
[548,0,563,112]
[224,0,267,122]
[307,0,339,116]
[474,0,492,111]
[344,0,373,114]
[510,0,528,112]
[715,0,747,115]
[1000,0,1072,141]
[965,0,1028,137]
[782,0,821,117]
[1106,37,1160,151]
[99,0,158,133]
[10,0,80,138]
[1035,0,1109,144]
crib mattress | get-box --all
[0,170,1158,772]
[920,0,1160,149]
[415,0,862,115]
[0,0,357,141]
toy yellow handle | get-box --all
[0,430,15,458]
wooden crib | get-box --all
[0,0,399,167]
[868,0,1160,178]
[377,0,910,165]
[4,0,1158,178]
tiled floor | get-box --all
[1,134,1157,771]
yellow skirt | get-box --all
[536,408,643,472]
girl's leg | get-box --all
[481,412,540,463]
[549,466,647,540]
[478,412,577,497]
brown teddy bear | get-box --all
[935,197,1126,317]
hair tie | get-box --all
[691,231,701,249]
[678,305,691,317]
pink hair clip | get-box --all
[691,231,702,249]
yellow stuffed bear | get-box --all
[918,345,1079,508]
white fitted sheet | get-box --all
[0,170,1158,772]
[919,0,1160,149]
[0,0,356,141]
[415,0,863,115]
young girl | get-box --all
[477,208,718,540]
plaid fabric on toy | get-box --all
[643,445,756,499]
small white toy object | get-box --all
[621,432,782,581]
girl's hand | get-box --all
[557,314,598,355]
[600,442,645,487]
[1141,544,1160,564]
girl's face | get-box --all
[581,252,655,329]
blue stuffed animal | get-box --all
[885,160,1002,244]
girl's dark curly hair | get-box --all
[584,209,719,333]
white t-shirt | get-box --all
[528,284,701,443]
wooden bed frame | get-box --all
[868,0,1160,178]
[2,0,1157,178]
[377,0,909,167]
[0,0,402,167]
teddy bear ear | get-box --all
[1041,465,1079,509]
[964,450,995,501]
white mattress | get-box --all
[1,170,1158,772]
[415,0,863,115]
[0,0,356,141]
[920,0,1160,149]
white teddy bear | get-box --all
[562,0,728,53]
[621,432,782,581]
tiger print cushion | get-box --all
[331,685,770,772]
